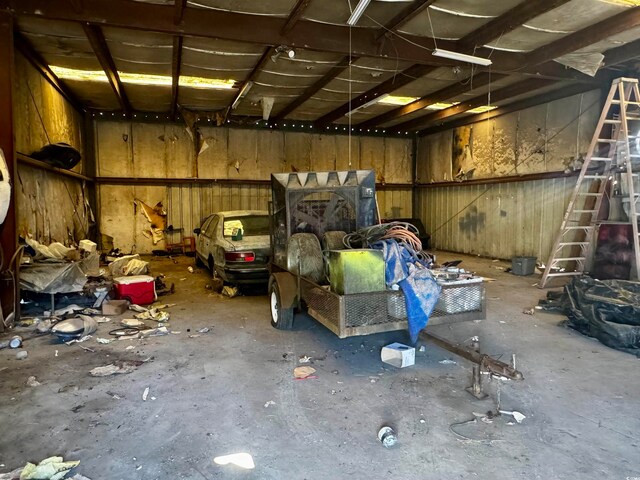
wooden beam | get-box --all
[458,0,571,50]
[174,0,187,25]
[273,55,354,121]
[227,47,272,116]
[525,7,640,67]
[357,72,507,128]
[315,64,438,126]
[395,77,556,131]
[170,35,182,121]
[17,153,95,182]
[82,24,132,116]
[376,0,437,41]
[281,0,313,35]
[13,32,85,113]
[418,82,605,136]
[0,10,17,329]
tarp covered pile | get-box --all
[539,277,640,356]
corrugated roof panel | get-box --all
[302,0,400,28]
[124,85,172,112]
[103,27,173,76]
[178,88,236,110]
[63,80,122,110]
[187,0,297,15]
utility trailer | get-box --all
[268,170,521,395]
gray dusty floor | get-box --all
[1,253,639,480]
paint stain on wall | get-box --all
[459,206,486,238]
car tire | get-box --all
[195,255,204,267]
[208,256,215,276]
[270,280,294,330]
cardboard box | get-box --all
[102,299,129,316]
[381,342,415,368]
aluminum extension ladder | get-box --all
[540,77,640,288]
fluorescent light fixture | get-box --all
[232,81,253,109]
[468,105,497,114]
[347,0,371,26]
[432,48,492,66]
[346,94,388,116]
[378,95,419,106]
[424,101,458,110]
[50,65,235,90]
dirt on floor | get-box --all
[0,253,639,480]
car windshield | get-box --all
[223,215,270,237]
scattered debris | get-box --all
[142,387,150,401]
[222,286,239,298]
[102,299,130,316]
[523,308,535,315]
[90,360,143,377]
[298,355,311,364]
[139,326,169,337]
[419,345,426,352]
[71,405,84,413]
[26,376,41,387]
[125,345,135,351]
[197,327,210,333]
[293,366,316,379]
[65,335,92,346]
[121,319,145,328]
[96,338,112,344]
[331,370,339,375]
[134,308,170,323]
[439,359,457,365]
[9,335,22,349]
[16,350,28,360]
[18,456,80,480]
[378,426,398,448]
[129,304,148,313]
[264,400,276,408]
[499,410,526,423]
[58,384,78,393]
[35,319,53,333]
[53,316,98,342]
[187,266,194,273]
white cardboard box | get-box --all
[381,342,415,368]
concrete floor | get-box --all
[1,253,639,480]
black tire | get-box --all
[270,280,294,330]
[195,255,204,267]
[208,256,215,277]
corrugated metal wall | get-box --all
[415,89,602,261]
[95,120,414,253]
[13,52,89,243]
[415,177,596,260]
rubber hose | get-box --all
[286,233,324,284]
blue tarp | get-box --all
[371,240,441,343]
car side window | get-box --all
[205,215,219,238]
[200,217,213,235]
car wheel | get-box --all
[195,255,204,267]
[270,280,294,330]
[208,256,215,276]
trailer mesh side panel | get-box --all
[303,284,341,330]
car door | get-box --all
[196,216,213,259]
[203,214,219,266]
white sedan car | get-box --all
[194,210,271,284]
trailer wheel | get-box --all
[270,280,294,330]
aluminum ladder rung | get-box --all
[583,175,607,179]
[604,119,622,124]
[570,209,598,213]
[611,100,640,105]
[552,257,586,262]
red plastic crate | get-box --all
[114,275,156,305]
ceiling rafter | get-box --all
[281,0,313,35]
[458,0,572,51]
[273,55,355,121]
[525,6,640,67]
[315,64,439,126]
[375,0,437,42]
[602,37,640,67]
[225,46,272,120]
[5,0,547,74]
[394,77,557,131]
[418,81,613,137]
[170,35,182,121]
[357,72,506,128]
[82,23,131,116]
[13,31,84,113]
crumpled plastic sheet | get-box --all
[539,276,640,356]
[108,254,148,277]
[19,255,99,294]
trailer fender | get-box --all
[269,272,298,309]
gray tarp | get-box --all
[20,253,99,294]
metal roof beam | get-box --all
[170,35,182,121]
[273,55,354,121]
[281,0,313,35]
[375,0,436,41]
[82,23,131,116]
[315,64,438,126]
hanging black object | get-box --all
[30,143,81,170]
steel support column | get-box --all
[0,10,18,329]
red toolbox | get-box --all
[113,275,156,305]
